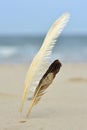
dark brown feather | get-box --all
[34,59,62,97]
[26,59,62,118]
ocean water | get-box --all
[0,35,87,64]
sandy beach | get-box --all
[0,63,87,130]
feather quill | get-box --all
[20,13,70,113]
[26,60,62,118]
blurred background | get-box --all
[0,0,87,63]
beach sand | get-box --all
[0,63,87,130]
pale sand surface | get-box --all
[0,63,87,130]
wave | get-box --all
[0,46,18,58]
[0,35,87,63]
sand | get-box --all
[0,63,87,130]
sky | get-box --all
[0,0,87,35]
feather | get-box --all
[26,60,62,118]
[20,13,70,113]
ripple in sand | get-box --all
[69,77,87,82]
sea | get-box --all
[0,35,87,64]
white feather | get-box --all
[20,13,70,113]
